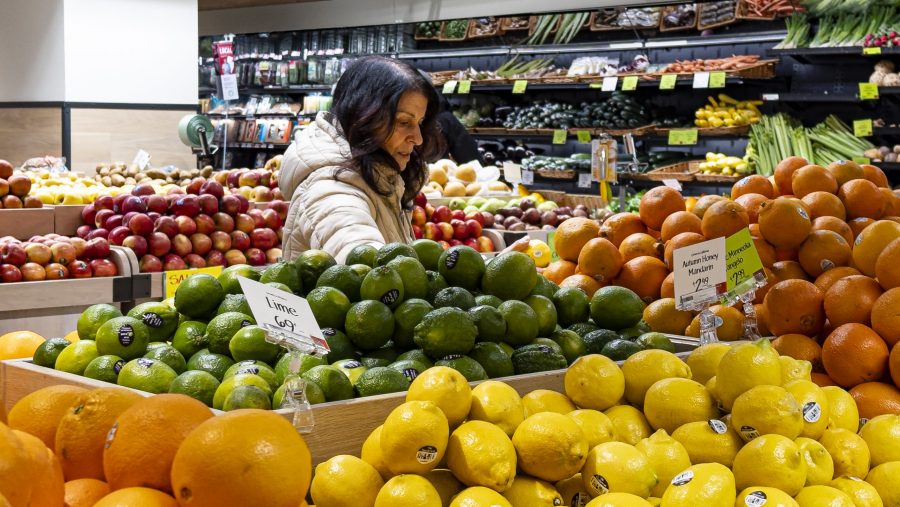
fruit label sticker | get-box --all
[708,419,728,434]
[859,418,869,431]
[403,368,419,381]
[445,249,460,269]
[113,360,125,374]
[512,80,528,94]
[745,491,767,506]
[570,492,589,507]
[343,360,363,368]
[671,470,694,486]
[859,83,879,100]
[118,325,134,346]
[621,76,639,91]
[692,71,710,89]
[803,402,822,423]
[380,289,401,306]
[709,71,726,89]
[238,276,330,355]
[552,129,568,144]
[416,446,438,464]
[853,119,873,137]
[104,422,119,449]
[442,80,457,94]
[740,425,761,440]
[589,475,609,494]
[141,312,164,329]
[723,228,766,304]
[165,266,224,299]
[659,74,678,90]
[672,236,727,311]
[457,80,472,94]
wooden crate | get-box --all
[0,208,55,240]
[52,204,87,236]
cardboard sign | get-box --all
[165,266,224,299]
[503,161,522,183]
[621,76,639,91]
[521,169,534,185]
[132,149,151,171]
[673,237,727,310]
[709,71,726,89]
[238,276,329,352]
[724,228,766,298]
[220,73,240,101]
[668,129,698,145]
[512,80,528,94]
[552,129,568,144]
[692,72,710,89]
[578,172,592,188]
[442,80,457,94]
[602,76,618,92]
[457,80,472,94]
[577,130,592,144]
[859,83,879,100]
[662,179,683,191]
[659,74,678,90]
[853,119,873,137]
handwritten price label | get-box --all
[512,80,528,94]
[659,74,678,90]
[552,130,568,144]
[165,266,224,299]
[622,76,639,91]
[853,119,873,137]
[709,71,726,89]
[668,129,698,145]
[577,130,592,144]
[859,83,879,100]
[457,80,472,94]
[864,47,882,55]
[442,80,457,94]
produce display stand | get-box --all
[0,208,55,240]
[51,204,87,236]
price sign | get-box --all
[864,46,882,55]
[602,76,619,92]
[502,161,522,183]
[622,76,639,91]
[859,83,879,100]
[457,80,472,94]
[132,149,151,171]
[724,228,766,297]
[659,74,678,90]
[219,73,240,101]
[552,129,568,144]
[668,129,698,145]
[165,266,224,299]
[709,71,726,89]
[521,169,534,185]
[239,277,329,352]
[578,172,592,188]
[589,82,603,89]
[662,179,683,191]
[673,237,727,311]
[442,80,457,94]
[577,130,592,144]
[852,156,871,165]
[692,72,710,89]
[512,80,528,94]
[546,231,559,261]
[853,119,873,137]
[762,93,780,101]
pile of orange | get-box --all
[0,386,312,507]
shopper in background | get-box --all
[279,56,445,263]
[418,70,480,163]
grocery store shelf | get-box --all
[444,77,753,94]
[761,88,900,103]
[872,127,900,136]
[205,112,298,119]
[878,162,900,171]
[200,85,333,95]
[768,46,900,63]
[221,142,290,150]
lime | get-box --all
[83,355,126,383]
[95,316,150,360]
[590,286,645,331]
[32,338,70,368]
[436,355,488,382]
[273,377,327,408]
[362,345,400,365]
[321,328,357,362]
[393,298,434,349]
[259,261,302,293]
[227,325,280,363]
[396,349,434,368]
[475,294,503,308]
[76,304,123,341]
[499,342,514,356]
[223,360,279,390]
[172,321,208,358]
[316,265,362,302]
[169,370,220,406]
[468,342,515,378]
[143,344,187,374]
[127,302,179,343]
[553,288,590,327]
[206,311,256,356]
[217,264,259,295]
[346,244,378,267]
[636,332,675,353]
[498,300,539,346]
[601,339,643,361]
[185,349,235,381]
[302,365,354,401]
[387,359,430,383]
[524,295,558,337]
[266,282,292,293]
[331,359,368,385]
[274,351,326,384]
[176,273,226,318]
[345,300,395,351]
[387,256,428,300]
[147,342,167,350]
[532,338,565,356]
[307,286,351,330]
[468,305,507,342]
[619,326,643,339]
[568,321,600,338]
[414,307,477,360]
[375,242,419,266]
[212,372,273,409]
[355,367,411,397]
[549,329,586,364]
[223,385,272,411]
[512,344,568,374]
[583,329,621,355]
[216,294,253,316]
[434,287,476,310]
[360,265,405,309]
[294,249,337,293]
[412,239,444,271]
[529,275,560,299]
[425,270,449,303]
[350,264,372,278]
[482,251,537,301]
[438,245,485,291]
[117,357,178,394]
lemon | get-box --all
[780,356,813,384]
[706,376,719,403]
[569,409,617,449]
[643,378,718,434]
[381,400,450,475]
[858,414,900,466]
[555,474,592,507]
[311,455,384,507]
[635,430,691,498]
[407,367,472,427]
[502,476,563,507]
[730,385,804,442]
[374,474,442,507]
[819,428,871,479]
[512,412,588,483]
[822,387,860,434]
[685,343,731,385]
[522,389,576,416]
[659,462,736,507]
[54,340,99,375]
[795,437,835,486]
[784,380,830,440]
[564,354,625,411]
[605,405,653,445]
[469,381,525,437]
[715,338,782,411]
[361,425,393,481]
[447,421,516,492]
[866,462,900,506]
[671,420,742,467]
[732,434,808,496]
[425,469,463,505]
[828,476,884,507]
[582,441,657,498]
[622,350,692,407]
[450,486,513,507]
[735,487,800,507]
[794,485,855,507]
[586,492,653,506]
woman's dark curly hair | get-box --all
[331,56,444,205]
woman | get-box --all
[279,56,445,263]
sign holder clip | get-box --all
[261,323,319,434]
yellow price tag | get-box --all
[659,74,678,90]
[622,76,639,91]
[852,156,871,165]
[552,129,568,144]
[859,82,879,100]
[668,128,698,145]
[725,228,765,292]
[165,266,224,299]
[442,80,457,94]
[457,80,471,94]
[577,130,592,144]
[512,80,528,94]
[589,82,603,89]
[709,71,726,89]
[853,119,873,137]
[864,47,882,55]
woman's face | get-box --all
[382,90,427,170]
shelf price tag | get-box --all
[722,228,766,304]
[578,172,592,188]
[219,74,240,101]
[521,169,534,184]
[442,80,457,94]
[502,161,522,183]
[165,266,224,299]
[668,129,698,145]
[239,277,330,353]
[589,82,603,89]
[621,76,639,91]
[546,231,559,261]
[552,129,568,144]
[577,130,592,144]
[709,71,726,89]
[602,76,618,92]
[457,80,472,94]
[853,119,873,137]
[859,83,879,100]
[512,80,528,94]
[692,72,710,89]
[662,179,682,191]
[659,74,678,90]
[864,46,882,55]
[852,156,871,165]
[673,236,727,311]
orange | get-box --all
[542,260,577,285]
[170,409,312,507]
[756,303,771,336]
[775,247,799,262]
[875,238,900,290]
[701,200,749,239]
[93,488,177,507]
[849,382,900,418]
[734,193,769,224]
[685,196,699,212]
[872,288,900,348]
[576,237,623,282]
[851,220,900,277]
[0,331,45,360]
[64,479,110,507]
[7,385,86,449]
[802,191,846,221]
[685,305,744,341]
[798,230,851,278]
[881,188,898,216]
[826,160,865,187]
[752,236,776,268]
[613,256,669,303]
[772,334,823,372]
[661,272,675,299]
[0,422,33,507]
[862,164,889,188]
[749,223,761,236]
[554,217,601,262]
[643,298,694,335]
[639,186,685,231]
[892,341,900,387]
[13,429,64,507]
[812,216,854,246]
[600,212,647,247]
[822,323,889,388]
[660,211,702,242]
[824,275,884,327]
[791,164,838,198]
[764,279,825,337]
[813,266,862,294]
[810,373,837,387]
[759,198,813,249]
[63,330,80,343]
[774,156,809,195]
[559,274,603,298]
[55,387,144,481]
[664,232,706,270]
[839,179,887,220]
[690,195,728,219]
[618,233,663,262]
[103,394,213,493]
[771,260,810,282]
[732,174,776,199]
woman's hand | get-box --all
[500,236,531,254]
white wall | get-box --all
[0,0,66,101]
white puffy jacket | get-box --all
[278,112,413,264]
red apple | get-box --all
[423,222,443,241]
[437,240,451,250]
[425,203,435,220]
[480,212,494,227]
[210,231,232,252]
[184,253,207,268]
[122,235,148,258]
[81,204,97,225]
[108,226,130,246]
[45,263,68,280]
[451,219,467,240]
[229,230,250,251]
[266,200,289,221]
[449,239,462,247]
[163,254,187,271]
[90,258,118,277]
[238,171,260,188]
[199,180,225,200]
[0,160,12,179]
[245,248,266,266]
[87,228,109,241]
[0,242,26,266]
[437,222,454,241]
[432,205,451,223]
[224,249,247,266]
[250,228,277,250]
[170,195,200,218]
[20,262,46,281]
[105,214,124,231]
[139,254,162,272]
[198,194,219,215]
[266,248,282,264]
[112,194,129,214]
[128,214,154,237]
[257,170,272,187]
[227,170,243,189]
[220,194,241,216]
[272,188,284,200]
[194,214,216,235]
[147,232,171,257]
[477,236,495,253]
[166,186,185,196]
[171,234,193,257]
[465,211,485,226]
[121,195,146,214]
[132,183,155,197]
[185,177,205,195]
[154,216,178,238]
[145,194,168,214]
[50,242,76,266]
[451,210,466,221]
[463,237,480,251]
[94,209,115,229]
[70,237,86,259]
[213,171,228,186]
[251,186,273,202]
[147,211,161,222]
[465,219,483,238]
[76,225,93,239]
[212,212,235,233]
[24,243,51,264]
[175,215,198,236]
[205,250,226,266]
[261,209,282,230]
[413,224,423,239]
[412,206,427,227]
[94,195,114,211]
[234,194,250,214]
[0,264,22,283]
[235,213,255,234]
[69,260,92,278]
[247,209,266,229]
[190,233,212,256]
[415,192,427,208]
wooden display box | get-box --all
[0,208,55,240]
[52,205,88,236]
